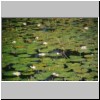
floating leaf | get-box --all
[12,64,28,71]
[3,71,14,76]
[69,56,85,62]
[22,71,34,76]
[18,54,30,58]
[34,72,51,81]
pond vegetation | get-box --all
[2,18,98,81]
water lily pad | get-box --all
[12,64,28,71]
[68,76,81,81]
[53,78,63,81]
[22,71,34,76]
[3,71,14,76]
[69,56,85,62]
[16,48,27,54]
[3,77,21,81]
[18,58,35,64]
[55,58,67,64]
[42,58,53,65]
[84,54,94,58]
[2,54,19,64]
[18,54,30,58]
[34,72,51,81]
[26,43,39,54]
[3,45,12,53]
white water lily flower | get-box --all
[13,72,21,76]
[52,72,59,77]
[81,46,87,50]
[38,53,46,56]
[56,52,60,55]
[84,27,89,30]
[12,41,16,44]
[30,65,36,69]
[43,42,48,45]
[37,23,41,27]
[91,54,94,56]
[23,22,27,26]
[35,37,39,40]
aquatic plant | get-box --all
[2,18,98,81]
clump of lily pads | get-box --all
[2,18,98,81]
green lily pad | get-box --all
[3,71,14,76]
[22,71,34,76]
[68,76,81,81]
[69,56,85,62]
[60,72,76,78]
[3,77,21,81]
[84,54,94,58]
[26,43,38,54]
[18,54,30,58]
[34,72,51,81]
[12,64,28,71]
[2,54,19,64]
[18,58,35,64]
[3,45,12,53]
[55,58,67,64]
[42,58,53,65]
[16,48,27,54]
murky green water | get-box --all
[2,18,98,81]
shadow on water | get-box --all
[67,69,74,72]
[49,48,84,58]
[64,64,68,68]
[44,75,67,81]
[28,48,94,61]
[3,63,15,71]
[28,48,94,60]
[65,49,81,58]
[20,74,33,79]
[41,27,56,32]
[79,77,87,81]
[2,75,17,79]
[64,49,93,58]
[87,69,92,73]
[93,75,98,79]
[20,70,46,80]
[48,48,64,54]
[9,52,27,57]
